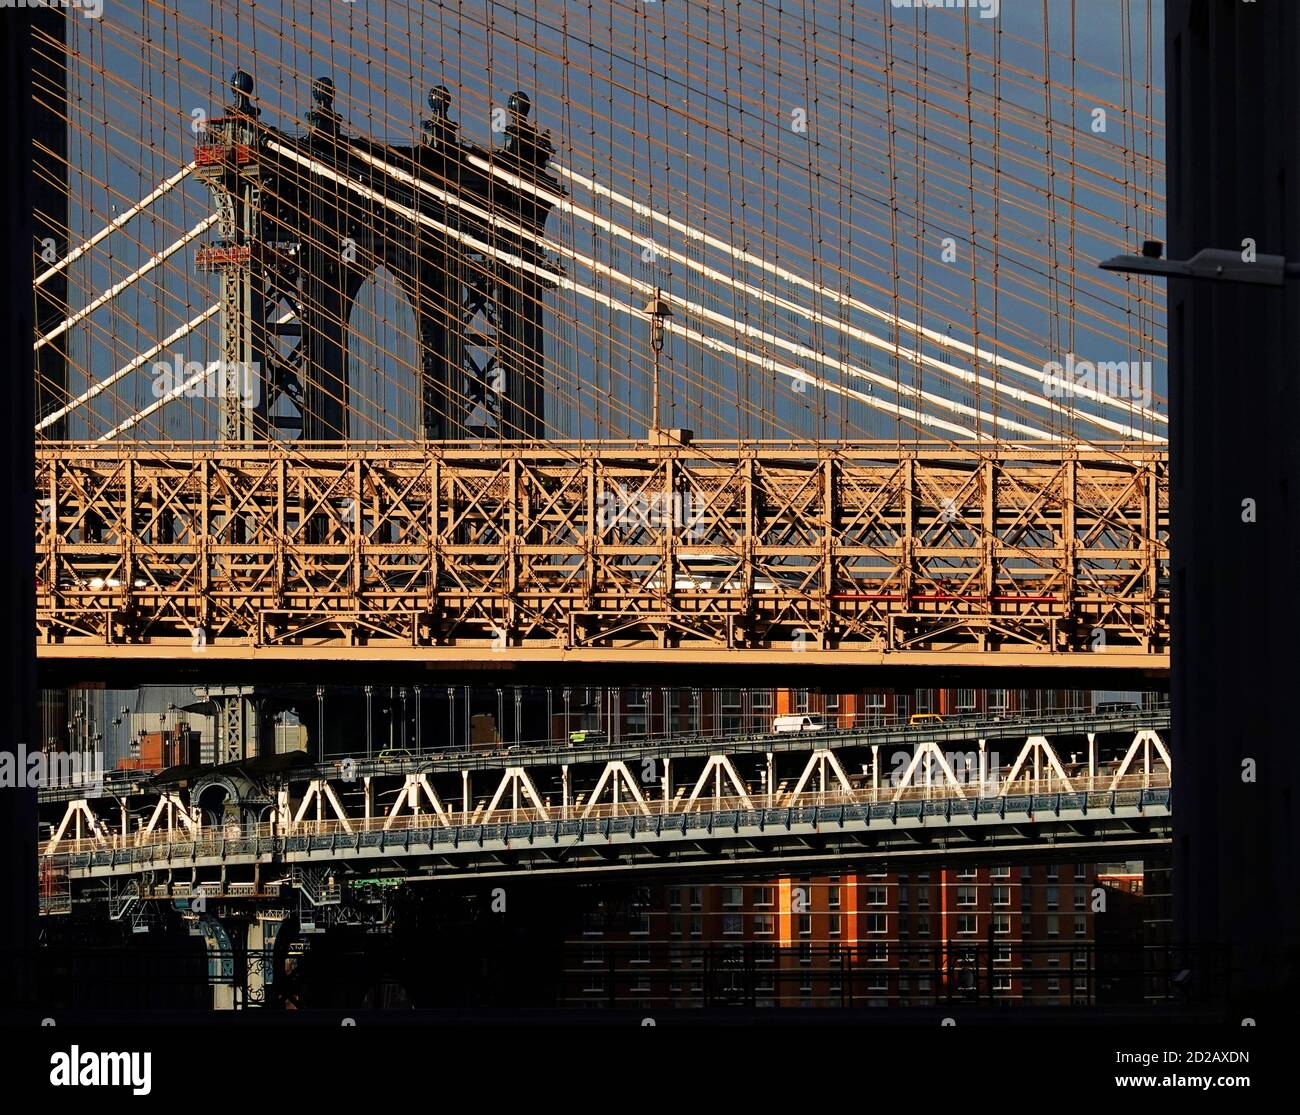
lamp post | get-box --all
[644,290,672,434]
[1100,239,1300,285]
[364,685,373,761]
[446,686,455,753]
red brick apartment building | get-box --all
[554,685,1093,741]
[559,862,1161,1009]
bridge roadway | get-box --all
[34,441,1169,669]
[39,708,1171,895]
[37,705,1170,802]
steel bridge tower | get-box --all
[195,71,561,443]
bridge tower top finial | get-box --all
[306,76,341,136]
[421,85,458,148]
[229,69,259,117]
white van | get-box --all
[772,715,828,734]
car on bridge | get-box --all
[568,729,606,745]
[772,715,828,734]
[377,748,415,763]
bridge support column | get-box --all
[662,758,671,813]
[246,911,287,1008]
[192,915,238,1011]
[1087,733,1096,790]
[561,764,569,818]
[462,770,470,816]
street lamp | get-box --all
[1100,239,1299,286]
[446,686,455,753]
[644,290,672,434]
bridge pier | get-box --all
[191,914,238,1011]
[247,911,288,1008]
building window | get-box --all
[690,887,702,909]
[989,689,1009,714]
[798,914,812,936]
[957,885,977,907]
[993,885,1011,907]
[993,914,1011,936]
[723,914,742,936]
[753,913,774,936]
[722,886,743,908]
[690,916,703,937]
[868,914,888,934]
[720,689,743,733]
[668,887,682,909]
[868,886,888,906]
[625,688,647,738]
[994,944,1012,965]
[827,885,841,909]
[864,692,886,726]
[669,915,682,937]
[955,689,977,712]
[991,865,1011,879]
[1074,916,1088,937]
[828,914,842,937]
[957,915,978,935]
[1047,915,1060,937]
[1046,886,1059,910]
[753,885,774,907]
[917,916,931,937]
[868,942,888,963]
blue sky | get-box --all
[55,0,1164,443]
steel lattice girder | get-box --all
[33,441,1168,665]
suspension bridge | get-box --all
[29,2,1168,672]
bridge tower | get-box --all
[195,71,561,443]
